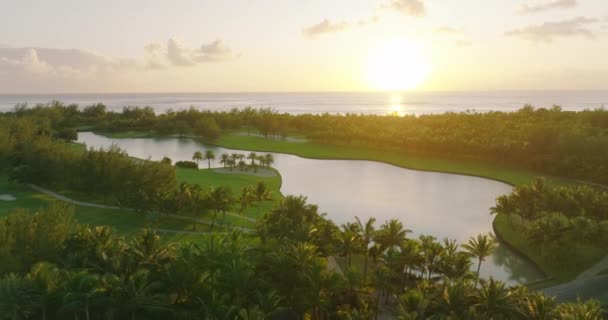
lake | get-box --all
[78,132,545,285]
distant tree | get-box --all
[54,128,78,142]
[264,154,275,168]
[220,153,229,168]
[192,151,203,167]
[161,156,172,165]
[204,150,216,169]
[247,152,257,166]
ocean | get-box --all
[1,91,607,115]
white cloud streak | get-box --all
[505,17,598,42]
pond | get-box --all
[78,132,545,285]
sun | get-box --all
[366,40,431,91]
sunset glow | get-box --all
[366,40,431,91]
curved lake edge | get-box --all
[492,220,548,281]
[200,139,553,282]
[90,131,554,282]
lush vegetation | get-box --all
[492,179,608,280]
[2,102,608,317]
[0,108,279,231]
[1,199,605,319]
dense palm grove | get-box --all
[0,103,607,319]
[7,101,608,183]
[492,179,608,270]
[1,200,605,320]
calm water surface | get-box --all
[3,91,608,115]
[78,132,544,285]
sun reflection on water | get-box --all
[388,94,406,116]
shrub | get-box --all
[175,161,198,169]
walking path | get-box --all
[576,255,608,280]
[29,184,254,233]
[542,255,608,303]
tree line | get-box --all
[0,199,604,319]
[0,115,273,227]
[492,178,608,269]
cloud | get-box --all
[518,0,577,14]
[505,17,598,42]
[0,38,240,92]
[164,38,239,67]
[435,26,462,35]
[0,46,132,78]
[455,40,473,47]
[382,0,425,17]
[302,17,379,39]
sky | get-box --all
[1,0,607,93]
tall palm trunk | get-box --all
[85,301,90,320]
[363,254,369,283]
[207,159,211,169]
[211,211,217,230]
[474,258,482,287]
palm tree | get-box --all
[517,290,557,320]
[247,152,258,166]
[462,233,497,286]
[227,158,236,171]
[128,229,175,271]
[355,216,376,283]
[29,262,63,320]
[207,186,235,226]
[108,270,168,320]
[419,235,444,281]
[375,219,411,253]
[203,150,215,169]
[252,182,273,214]
[257,155,267,167]
[230,153,240,165]
[192,151,203,168]
[239,186,255,226]
[431,280,475,319]
[555,299,602,320]
[0,273,37,320]
[336,227,360,268]
[264,154,275,168]
[238,160,247,171]
[62,271,105,320]
[220,153,229,168]
[472,278,516,319]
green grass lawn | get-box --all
[0,176,216,241]
[493,214,606,282]
[212,134,574,187]
[93,130,158,139]
[176,167,282,220]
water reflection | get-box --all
[78,132,545,285]
[388,94,406,116]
